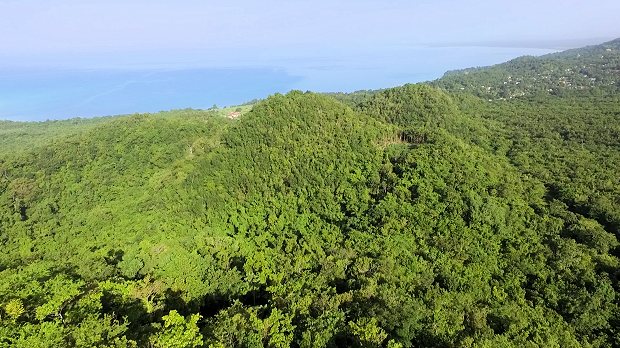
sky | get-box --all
[1,1,619,120]
[1,0,619,68]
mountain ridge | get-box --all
[433,37,620,98]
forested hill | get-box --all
[432,38,620,98]
[0,118,111,156]
[1,42,619,347]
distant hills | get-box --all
[433,38,620,98]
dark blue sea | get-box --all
[0,46,557,121]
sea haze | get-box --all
[1,46,557,121]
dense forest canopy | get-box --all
[0,40,619,347]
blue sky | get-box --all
[1,0,619,68]
[1,1,619,120]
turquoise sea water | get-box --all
[0,46,557,121]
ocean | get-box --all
[0,46,557,121]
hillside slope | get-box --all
[433,38,620,98]
[1,90,618,347]
[1,39,619,347]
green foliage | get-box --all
[348,317,388,347]
[433,38,620,99]
[4,299,25,321]
[150,310,202,348]
[357,84,458,128]
[206,303,295,347]
[0,117,110,156]
[1,40,619,347]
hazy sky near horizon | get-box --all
[2,0,619,120]
[1,0,619,68]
